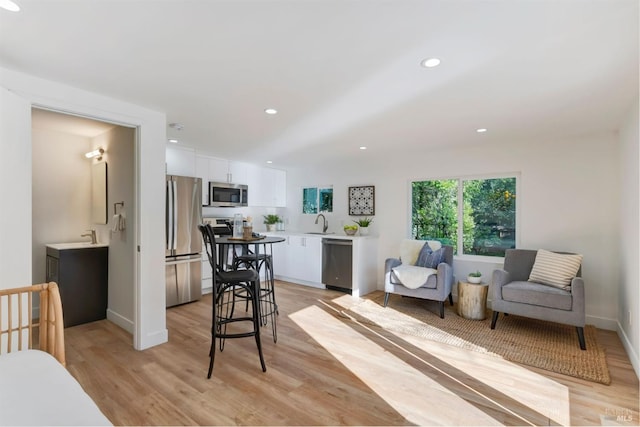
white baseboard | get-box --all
[617,322,640,379]
[106,309,134,334]
[137,328,168,350]
[585,314,618,331]
[275,275,326,289]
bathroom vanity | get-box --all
[46,242,109,328]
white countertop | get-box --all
[46,242,109,250]
[264,231,375,240]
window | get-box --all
[411,176,517,257]
[302,186,333,214]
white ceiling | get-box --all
[1,0,638,169]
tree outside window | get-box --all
[302,186,333,214]
[411,176,516,257]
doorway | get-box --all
[31,108,138,338]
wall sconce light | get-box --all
[85,148,104,160]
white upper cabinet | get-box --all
[189,151,286,207]
[208,157,230,182]
[166,145,196,177]
[198,155,249,184]
[271,168,286,207]
[246,165,286,207]
[195,155,210,204]
[228,160,249,184]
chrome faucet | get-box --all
[81,229,97,244]
[315,214,328,233]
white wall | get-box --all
[1,67,167,350]
[92,126,136,332]
[618,99,639,375]
[285,132,621,329]
[0,87,31,287]
[31,127,92,283]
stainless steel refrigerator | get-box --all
[166,175,202,307]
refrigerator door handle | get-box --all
[172,180,178,251]
[166,179,173,252]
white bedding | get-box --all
[0,350,111,426]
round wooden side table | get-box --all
[457,281,489,320]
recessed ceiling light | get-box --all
[168,139,178,143]
[476,128,488,133]
[420,58,441,68]
[359,146,367,150]
[265,108,278,115]
[266,160,273,164]
[0,0,20,12]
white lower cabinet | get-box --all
[270,233,379,296]
[201,252,213,294]
[271,234,322,287]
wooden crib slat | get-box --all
[7,292,12,353]
[17,292,23,351]
[28,291,33,350]
[0,283,65,366]
[40,288,49,353]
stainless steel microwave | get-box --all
[208,182,248,207]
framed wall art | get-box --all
[348,185,375,216]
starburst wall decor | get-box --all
[348,185,375,216]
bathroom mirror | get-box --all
[91,162,108,224]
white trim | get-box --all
[138,328,169,350]
[617,321,640,379]
[455,254,505,264]
[409,172,520,258]
[107,309,134,334]
[1,67,168,352]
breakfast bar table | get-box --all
[215,235,286,341]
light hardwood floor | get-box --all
[65,281,639,426]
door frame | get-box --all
[2,68,169,350]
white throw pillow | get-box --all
[399,239,441,265]
[528,249,583,290]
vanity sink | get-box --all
[306,232,335,235]
[46,242,108,250]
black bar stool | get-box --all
[198,224,266,377]
[232,246,278,342]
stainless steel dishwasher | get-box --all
[322,238,353,293]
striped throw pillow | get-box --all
[528,249,583,290]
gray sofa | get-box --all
[491,248,586,350]
[384,242,455,318]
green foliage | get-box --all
[411,180,458,249]
[353,217,373,227]
[302,187,318,214]
[468,270,482,277]
[319,188,333,212]
[411,177,516,257]
[263,214,281,225]
[463,178,516,256]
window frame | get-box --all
[302,185,333,214]
[409,172,521,261]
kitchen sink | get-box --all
[306,232,335,235]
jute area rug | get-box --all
[344,292,611,385]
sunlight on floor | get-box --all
[290,305,504,426]
[291,296,571,426]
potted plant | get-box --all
[353,217,373,236]
[263,214,281,232]
[467,270,482,284]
